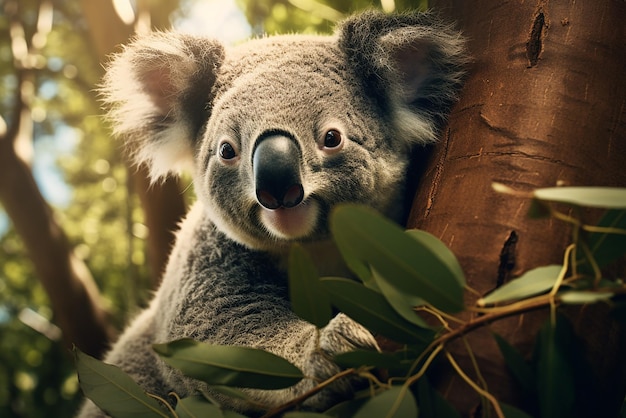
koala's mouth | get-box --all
[259,200,319,240]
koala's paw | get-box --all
[301,313,378,410]
[319,313,379,356]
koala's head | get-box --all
[102,11,467,252]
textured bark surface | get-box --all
[408,0,626,415]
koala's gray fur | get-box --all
[77,10,467,417]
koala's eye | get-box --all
[218,141,238,161]
[323,129,343,149]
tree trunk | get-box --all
[408,0,626,415]
[0,0,116,358]
[0,0,186,358]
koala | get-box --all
[77,10,466,417]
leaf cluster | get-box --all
[76,187,626,417]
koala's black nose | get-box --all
[252,135,304,210]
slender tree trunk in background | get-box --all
[0,0,185,358]
[0,128,116,358]
[0,0,115,358]
[408,0,626,415]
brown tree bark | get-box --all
[0,0,185,358]
[408,0,626,415]
[0,0,116,358]
[0,123,116,357]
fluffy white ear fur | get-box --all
[101,33,223,181]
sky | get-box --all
[174,0,252,43]
[0,0,252,238]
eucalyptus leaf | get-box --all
[370,268,431,329]
[415,377,461,418]
[405,229,465,287]
[331,204,464,313]
[334,350,408,373]
[559,290,613,305]
[324,396,369,418]
[533,187,626,209]
[175,396,223,418]
[153,339,303,389]
[478,265,562,305]
[567,277,620,290]
[288,244,333,328]
[492,333,534,395]
[74,348,168,418]
[536,319,575,418]
[321,277,435,344]
[353,386,418,418]
[581,209,626,270]
[328,207,372,284]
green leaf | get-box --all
[324,396,369,418]
[331,205,464,313]
[175,396,223,418]
[535,319,575,418]
[559,290,613,304]
[499,402,534,418]
[583,209,626,269]
[353,386,418,418]
[370,268,431,329]
[284,413,333,418]
[479,265,562,305]
[415,377,461,418]
[533,187,626,209]
[288,244,333,328]
[334,350,408,373]
[153,339,303,389]
[492,334,534,395]
[321,277,435,344]
[328,208,372,284]
[74,348,168,418]
[405,229,465,287]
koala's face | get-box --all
[102,11,467,252]
[195,38,407,250]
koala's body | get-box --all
[78,11,466,417]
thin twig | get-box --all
[462,337,490,417]
[260,368,357,418]
[146,392,176,417]
[445,350,505,418]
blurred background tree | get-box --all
[0,1,427,416]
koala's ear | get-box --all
[101,33,224,180]
[337,11,468,146]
